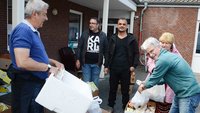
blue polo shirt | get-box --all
[9,20,49,79]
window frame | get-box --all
[68,9,83,48]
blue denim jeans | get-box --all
[169,93,200,113]
[82,64,101,87]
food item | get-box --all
[0,103,9,112]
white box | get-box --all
[35,70,93,113]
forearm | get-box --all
[17,57,48,72]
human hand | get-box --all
[138,83,145,93]
[49,66,60,76]
[104,68,109,75]
[55,62,64,70]
[130,67,135,72]
[76,60,80,69]
[127,101,134,108]
[50,59,64,70]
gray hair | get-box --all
[25,0,49,18]
[141,37,160,51]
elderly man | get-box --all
[138,37,200,113]
[9,0,64,113]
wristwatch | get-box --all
[46,64,51,72]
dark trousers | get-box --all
[11,74,45,113]
[108,67,130,109]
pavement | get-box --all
[99,66,147,113]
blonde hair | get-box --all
[159,32,175,44]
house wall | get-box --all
[0,0,98,61]
[134,7,198,65]
[0,0,8,55]
[38,0,69,61]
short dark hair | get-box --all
[117,18,127,23]
[90,17,100,24]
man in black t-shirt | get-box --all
[76,17,109,87]
[107,18,139,112]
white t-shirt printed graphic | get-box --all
[87,35,100,53]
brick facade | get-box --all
[134,7,198,65]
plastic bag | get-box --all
[147,85,165,103]
[130,91,150,109]
[87,96,102,113]
[136,80,165,103]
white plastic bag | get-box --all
[87,96,102,113]
[147,85,165,103]
[136,80,165,103]
[130,91,150,108]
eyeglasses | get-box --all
[89,22,97,25]
[146,46,156,57]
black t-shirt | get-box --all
[111,36,129,69]
[85,31,100,64]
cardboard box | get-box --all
[92,90,99,97]
[87,82,99,97]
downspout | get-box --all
[139,2,148,71]
[139,2,148,48]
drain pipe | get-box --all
[139,2,148,48]
[139,2,148,71]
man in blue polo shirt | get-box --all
[8,0,64,113]
[138,37,200,113]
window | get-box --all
[196,23,200,53]
[68,9,82,48]
[7,0,12,51]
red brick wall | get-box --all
[134,7,198,65]
[38,0,69,60]
[0,0,8,55]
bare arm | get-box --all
[14,48,64,74]
[14,48,48,71]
